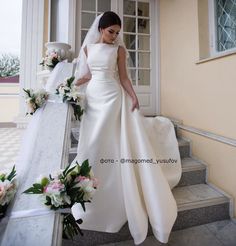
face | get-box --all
[100,25,121,44]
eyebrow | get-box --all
[109,28,120,33]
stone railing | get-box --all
[0,65,74,246]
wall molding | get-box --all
[0,93,19,97]
[176,123,236,147]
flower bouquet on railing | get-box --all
[40,52,62,70]
[56,76,84,121]
[23,160,98,239]
[0,166,17,219]
[23,88,49,115]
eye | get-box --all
[116,32,120,35]
[108,30,114,34]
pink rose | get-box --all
[91,177,99,188]
[44,180,65,194]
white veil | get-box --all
[73,12,130,92]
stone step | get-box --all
[62,184,230,246]
[71,131,78,145]
[68,147,77,164]
[178,138,190,158]
[177,157,206,187]
[173,184,230,229]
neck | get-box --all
[98,38,114,45]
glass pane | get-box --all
[124,34,136,50]
[138,52,150,67]
[216,0,236,51]
[138,19,149,34]
[98,0,111,12]
[82,0,95,11]
[128,51,136,67]
[138,70,150,85]
[138,2,149,17]
[82,12,96,29]
[124,0,136,16]
[138,35,149,50]
[81,30,88,44]
[124,17,136,33]
[129,69,136,85]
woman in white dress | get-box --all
[71,11,182,245]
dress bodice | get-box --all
[87,43,119,81]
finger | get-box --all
[131,104,135,112]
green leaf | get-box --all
[63,162,72,177]
[45,195,52,206]
[80,159,91,176]
[80,201,86,212]
[23,183,43,194]
[23,88,31,97]
[63,96,67,103]
[67,76,75,87]
[6,165,16,181]
[64,166,77,178]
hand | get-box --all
[131,96,139,112]
[74,79,80,86]
[74,78,84,86]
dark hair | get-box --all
[98,11,122,31]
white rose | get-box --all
[78,179,96,201]
[58,86,65,95]
[49,193,64,207]
[35,96,42,106]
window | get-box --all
[208,0,236,55]
[215,0,236,51]
[123,0,151,86]
[80,0,111,44]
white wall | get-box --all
[50,0,69,42]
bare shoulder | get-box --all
[117,45,126,60]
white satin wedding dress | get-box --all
[71,43,182,245]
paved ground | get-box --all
[100,219,236,246]
[0,127,24,172]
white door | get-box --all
[76,0,159,115]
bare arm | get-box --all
[117,46,139,111]
[74,46,92,86]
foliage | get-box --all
[0,53,20,77]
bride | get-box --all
[70,11,182,245]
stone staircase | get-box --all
[63,122,232,246]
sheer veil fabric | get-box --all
[70,13,182,245]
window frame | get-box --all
[208,0,236,56]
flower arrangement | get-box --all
[40,52,62,69]
[23,88,49,115]
[56,76,84,121]
[0,166,17,218]
[23,160,98,239]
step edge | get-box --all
[182,165,206,172]
[181,157,206,172]
[69,147,77,153]
[177,196,229,211]
[207,181,234,218]
[177,138,190,146]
